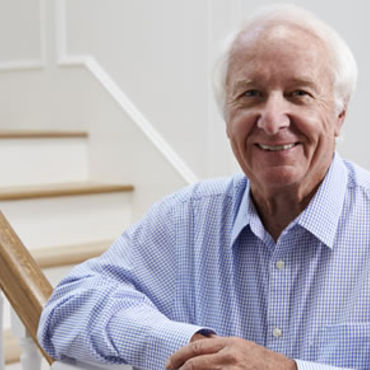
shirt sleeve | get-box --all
[37,197,212,369]
[295,359,354,370]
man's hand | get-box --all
[166,335,297,370]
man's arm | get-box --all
[37,198,212,369]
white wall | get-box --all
[0,0,369,203]
[60,0,238,179]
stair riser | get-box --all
[0,192,132,249]
[0,138,88,186]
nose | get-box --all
[257,92,290,135]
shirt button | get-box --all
[275,260,285,270]
[273,327,282,338]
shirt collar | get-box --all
[231,180,252,247]
[231,153,348,249]
[297,153,348,249]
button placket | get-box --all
[275,260,285,270]
[266,253,289,350]
[272,327,282,338]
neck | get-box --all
[251,182,319,242]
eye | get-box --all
[243,89,261,97]
[291,90,311,97]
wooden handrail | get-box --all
[0,211,54,364]
[0,130,88,139]
[0,182,134,201]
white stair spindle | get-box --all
[11,308,42,370]
[18,336,42,370]
[0,291,4,370]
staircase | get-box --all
[0,130,134,368]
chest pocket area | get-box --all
[317,322,370,369]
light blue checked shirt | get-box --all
[38,154,370,370]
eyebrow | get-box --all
[288,78,318,90]
[229,80,254,97]
[229,77,318,97]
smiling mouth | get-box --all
[257,143,297,151]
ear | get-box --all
[334,108,346,137]
[226,125,231,138]
[225,118,232,138]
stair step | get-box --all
[0,130,88,139]
[0,182,134,201]
[32,239,112,268]
[0,132,89,187]
[0,184,133,249]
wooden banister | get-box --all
[0,211,54,365]
[0,130,88,139]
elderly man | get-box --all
[38,4,370,370]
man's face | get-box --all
[225,24,345,197]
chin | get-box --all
[257,168,304,188]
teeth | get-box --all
[259,143,295,151]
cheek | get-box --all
[293,115,338,162]
[291,108,333,138]
[227,112,256,141]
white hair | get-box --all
[213,4,358,118]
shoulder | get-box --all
[158,173,248,210]
[125,173,248,237]
[138,173,248,224]
[343,159,370,198]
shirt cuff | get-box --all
[108,307,216,369]
[141,321,215,368]
[295,359,354,370]
[193,328,217,338]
